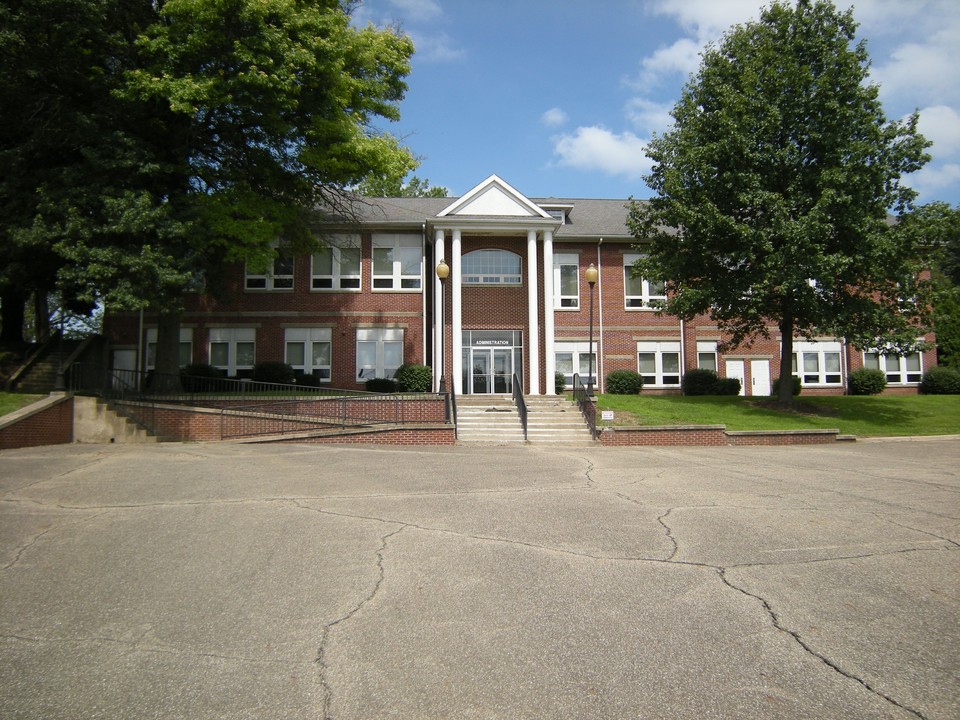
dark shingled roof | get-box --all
[331,196,637,239]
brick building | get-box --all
[103,175,935,396]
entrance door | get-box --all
[751,360,771,397]
[468,348,514,394]
[470,350,490,394]
[112,349,137,390]
[725,360,746,397]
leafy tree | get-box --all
[1,0,416,379]
[628,0,931,405]
[356,172,448,197]
[898,202,960,366]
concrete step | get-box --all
[73,396,157,443]
[454,395,596,445]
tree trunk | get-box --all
[153,310,183,393]
[778,311,795,406]
[0,291,27,344]
[34,291,50,343]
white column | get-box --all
[451,229,463,395]
[543,230,555,395]
[527,230,540,395]
[434,229,445,392]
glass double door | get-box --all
[467,347,514,394]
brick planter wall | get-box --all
[598,424,840,446]
[0,394,74,450]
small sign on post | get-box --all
[601,410,614,421]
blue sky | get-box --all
[353,0,960,207]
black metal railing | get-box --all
[572,374,598,440]
[448,384,458,439]
[68,363,450,440]
[512,373,527,440]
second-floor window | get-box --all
[373,233,422,290]
[312,235,361,291]
[245,252,293,290]
[554,253,579,308]
[624,254,665,309]
[462,249,522,285]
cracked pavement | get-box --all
[1,439,957,719]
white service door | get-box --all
[751,360,771,397]
[725,360,746,396]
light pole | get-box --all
[436,259,449,393]
[585,263,598,396]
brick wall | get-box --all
[0,395,74,450]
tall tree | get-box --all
[356,171,448,197]
[628,0,931,404]
[896,202,960,367]
[1,0,416,375]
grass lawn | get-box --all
[0,393,44,418]
[598,394,960,437]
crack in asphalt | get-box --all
[2,510,110,572]
[718,567,929,720]
[0,631,303,667]
[314,525,404,720]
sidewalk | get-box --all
[2,440,958,719]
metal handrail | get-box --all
[572,374,598,440]
[512,373,527,440]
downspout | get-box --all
[597,239,604,393]
[421,223,427,368]
[679,318,686,391]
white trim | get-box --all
[543,231,556,394]
[527,230,540,395]
[437,174,552,219]
[451,229,463,395]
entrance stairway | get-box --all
[455,395,595,445]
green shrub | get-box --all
[555,371,567,394]
[606,370,644,395]
[920,366,960,394]
[394,363,433,392]
[771,376,802,397]
[179,363,226,392]
[682,368,720,395]
[293,371,321,387]
[716,377,742,395]
[252,361,295,384]
[848,368,887,395]
[366,377,397,393]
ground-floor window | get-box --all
[696,341,718,372]
[285,328,332,382]
[555,341,595,389]
[146,327,193,370]
[637,341,681,387]
[792,341,842,386]
[863,350,922,384]
[209,328,255,377]
[357,328,403,381]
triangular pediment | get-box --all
[438,175,551,219]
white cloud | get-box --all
[387,0,442,22]
[630,37,701,88]
[552,127,652,178]
[870,20,960,108]
[908,163,960,200]
[625,98,674,135]
[408,30,466,62]
[916,105,960,159]
[541,108,568,127]
[646,0,762,41]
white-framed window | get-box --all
[555,341,596,388]
[624,253,665,309]
[312,234,361,291]
[209,328,256,377]
[356,328,403,381]
[461,249,522,285]
[637,341,681,387]
[554,253,580,309]
[372,233,422,290]
[863,350,922,384]
[145,328,193,370]
[697,341,718,373]
[284,328,332,382]
[792,341,842,385]
[245,251,294,290]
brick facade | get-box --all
[102,175,936,403]
[0,395,73,450]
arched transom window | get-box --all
[461,249,522,285]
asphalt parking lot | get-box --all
[1,438,958,719]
